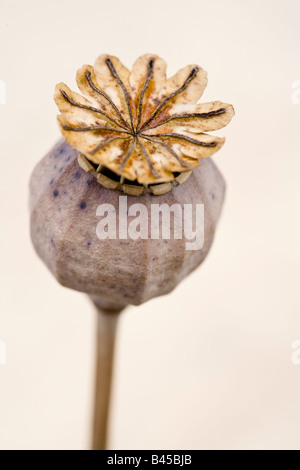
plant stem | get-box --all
[91,305,122,450]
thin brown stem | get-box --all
[62,124,131,134]
[105,58,135,132]
[118,137,135,172]
[140,135,190,167]
[92,306,121,451]
[145,132,217,147]
[90,136,130,155]
[60,90,127,131]
[139,66,199,131]
[144,108,226,131]
[136,58,154,130]
[137,138,160,178]
[85,72,130,130]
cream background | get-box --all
[0,0,300,450]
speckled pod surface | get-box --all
[30,139,225,311]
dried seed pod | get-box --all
[30,53,233,449]
[30,139,225,311]
[54,53,234,193]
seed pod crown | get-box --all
[55,54,234,194]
